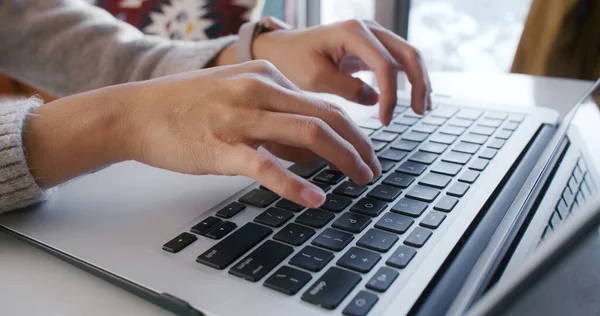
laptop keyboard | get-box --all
[162,104,526,315]
[541,157,597,240]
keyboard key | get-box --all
[295,209,335,228]
[384,123,409,134]
[479,148,497,160]
[404,227,433,248]
[372,140,387,152]
[488,138,505,149]
[394,105,410,114]
[396,161,428,176]
[549,212,561,229]
[289,159,327,178]
[419,172,452,189]
[442,152,471,165]
[429,133,457,145]
[386,245,417,268]
[462,133,488,145]
[360,127,375,136]
[367,185,402,202]
[366,267,399,292]
[312,228,354,251]
[390,139,419,151]
[422,116,447,126]
[402,131,429,142]
[503,122,519,131]
[359,118,383,130]
[321,194,353,212]
[264,266,312,295]
[470,158,489,171]
[254,208,294,228]
[334,181,368,198]
[496,130,512,140]
[479,118,502,128]
[274,223,316,246]
[290,246,334,272]
[447,182,470,197]
[239,189,279,208]
[205,221,237,239]
[216,202,246,219]
[449,118,473,128]
[314,169,346,184]
[439,125,466,136]
[453,142,480,155]
[412,123,438,134]
[392,197,428,217]
[434,196,459,212]
[459,170,480,184]
[229,240,293,282]
[357,229,399,252]
[406,185,440,202]
[191,216,223,235]
[332,212,372,233]
[378,148,409,162]
[197,223,272,270]
[351,198,388,217]
[302,267,362,310]
[379,158,397,173]
[394,116,419,126]
[471,125,495,136]
[383,172,415,188]
[457,109,483,120]
[311,180,331,192]
[420,211,447,229]
[484,111,508,121]
[276,199,305,212]
[556,198,570,219]
[162,232,197,253]
[337,247,381,273]
[409,151,438,164]
[508,114,525,123]
[375,212,414,234]
[420,142,448,154]
[371,131,398,142]
[431,161,462,176]
[431,106,458,118]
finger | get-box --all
[329,20,398,125]
[261,90,381,179]
[227,145,326,208]
[313,58,379,105]
[363,20,432,115]
[247,112,375,184]
[263,143,317,164]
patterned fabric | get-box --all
[88,0,256,40]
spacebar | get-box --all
[196,223,272,270]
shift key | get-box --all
[229,240,294,282]
[197,223,272,270]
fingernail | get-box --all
[359,163,374,183]
[360,84,379,105]
[300,186,326,208]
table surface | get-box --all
[0,72,594,316]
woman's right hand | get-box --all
[26,60,380,208]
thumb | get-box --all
[316,64,379,105]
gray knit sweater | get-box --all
[0,0,237,214]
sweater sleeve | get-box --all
[0,0,238,97]
[0,98,47,214]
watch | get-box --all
[237,16,291,63]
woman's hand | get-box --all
[24,61,380,208]
[249,20,432,125]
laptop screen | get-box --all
[568,81,600,172]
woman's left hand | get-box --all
[252,19,432,125]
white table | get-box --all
[0,72,593,316]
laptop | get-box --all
[1,78,599,316]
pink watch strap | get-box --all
[237,21,259,63]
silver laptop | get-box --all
[1,79,599,316]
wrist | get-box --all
[210,42,237,67]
